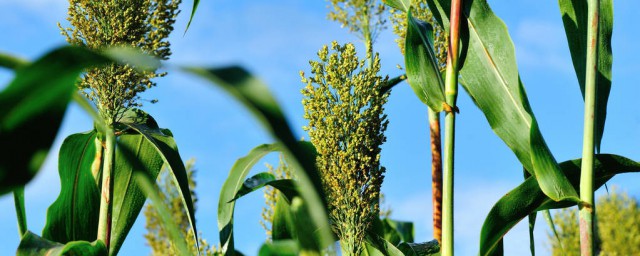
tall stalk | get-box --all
[428,108,443,243]
[579,0,600,255]
[442,0,462,254]
[97,126,115,251]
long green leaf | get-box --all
[0,47,111,195]
[479,154,640,256]
[109,131,165,255]
[558,0,613,152]
[43,131,102,243]
[122,122,198,252]
[17,231,106,256]
[405,9,448,112]
[425,0,578,201]
[185,66,333,253]
[380,218,414,246]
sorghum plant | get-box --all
[59,0,180,123]
[301,41,389,254]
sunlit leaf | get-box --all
[383,0,411,12]
[14,187,27,237]
[558,0,613,152]
[0,52,28,70]
[479,154,640,256]
[425,0,578,201]
[405,9,447,112]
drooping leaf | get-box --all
[530,122,579,201]
[122,122,198,253]
[17,231,106,256]
[425,0,577,201]
[43,131,102,244]
[132,168,191,256]
[184,0,201,34]
[258,240,299,256]
[229,172,298,203]
[0,47,111,195]
[109,131,165,255]
[558,0,613,152]
[405,9,447,112]
[479,154,640,256]
[383,0,411,12]
[185,66,333,253]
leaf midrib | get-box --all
[466,19,531,127]
[71,134,94,240]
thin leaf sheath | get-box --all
[579,0,600,255]
[442,0,462,255]
[97,128,115,251]
[428,109,443,243]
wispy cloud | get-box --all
[514,19,574,76]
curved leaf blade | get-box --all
[17,231,106,256]
[426,0,577,201]
[218,143,282,254]
[0,47,111,194]
[229,172,298,203]
[123,123,198,252]
[43,131,101,243]
[479,154,640,256]
[558,0,613,152]
[405,9,447,112]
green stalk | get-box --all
[579,0,599,255]
[442,0,462,254]
[428,108,443,243]
[97,126,116,251]
[13,187,27,237]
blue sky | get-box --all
[1,0,639,255]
